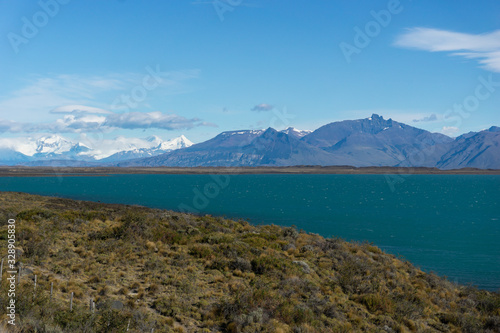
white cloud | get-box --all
[0,136,39,156]
[51,105,112,114]
[251,103,274,112]
[0,68,207,136]
[413,113,438,123]
[441,126,460,136]
[394,28,500,72]
[103,111,206,131]
[0,69,200,121]
[0,110,209,134]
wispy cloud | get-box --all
[413,113,438,123]
[394,28,500,72]
[0,69,199,120]
[0,69,208,135]
[51,105,113,114]
[104,111,206,130]
[0,111,211,134]
[441,126,459,136]
[251,103,274,112]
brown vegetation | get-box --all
[0,192,498,332]
[1,165,500,177]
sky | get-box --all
[0,0,499,145]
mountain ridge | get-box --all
[1,115,499,169]
[0,134,193,165]
[119,114,499,169]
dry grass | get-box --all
[0,191,498,332]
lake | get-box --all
[0,174,498,290]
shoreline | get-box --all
[1,165,500,177]
[2,190,497,292]
[1,191,498,331]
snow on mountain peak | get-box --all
[35,135,74,154]
[158,135,193,151]
[281,127,312,138]
[0,134,193,161]
[178,135,192,144]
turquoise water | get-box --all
[0,174,499,291]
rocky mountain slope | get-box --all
[122,115,499,169]
[1,115,499,169]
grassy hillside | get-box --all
[0,192,498,332]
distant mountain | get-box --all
[0,134,193,166]
[119,129,267,167]
[302,114,453,167]
[31,136,94,162]
[122,128,357,167]
[436,126,500,169]
[281,127,312,139]
[100,135,193,163]
[0,135,82,165]
[119,114,500,169]
[1,115,499,169]
[0,148,31,165]
[34,135,77,155]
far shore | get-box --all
[0,165,499,177]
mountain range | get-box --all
[0,134,193,166]
[118,114,499,169]
[1,114,499,169]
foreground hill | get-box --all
[0,192,499,332]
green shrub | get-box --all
[16,208,55,221]
[358,294,394,313]
[251,256,285,275]
[189,244,213,259]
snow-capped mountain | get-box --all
[0,134,193,165]
[35,135,77,155]
[100,135,193,163]
[281,127,312,138]
[157,135,193,150]
[120,114,500,169]
[1,115,499,169]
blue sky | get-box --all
[0,0,499,144]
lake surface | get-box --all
[0,174,498,290]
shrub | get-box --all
[230,257,252,272]
[16,208,55,221]
[358,294,394,313]
[251,256,285,275]
[283,227,299,239]
[189,244,213,259]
